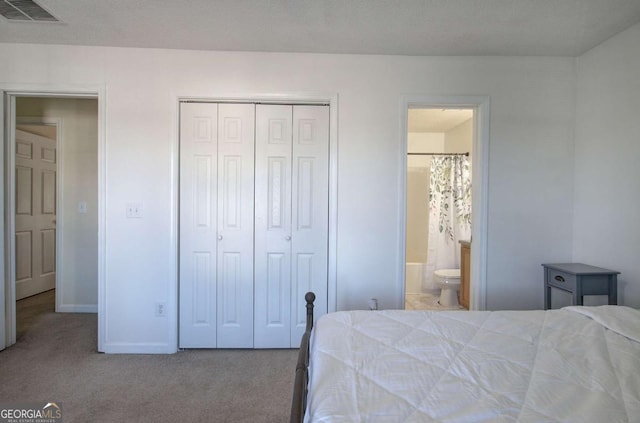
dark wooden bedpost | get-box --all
[304,291,316,331]
[290,291,316,423]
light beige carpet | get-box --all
[1,291,298,422]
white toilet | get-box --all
[434,269,461,308]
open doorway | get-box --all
[6,96,99,344]
[404,108,473,310]
[399,95,489,312]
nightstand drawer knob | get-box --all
[554,275,565,283]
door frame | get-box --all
[172,93,339,349]
[399,95,490,310]
[1,85,106,352]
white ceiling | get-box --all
[1,0,640,56]
[408,109,473,133]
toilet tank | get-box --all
[434,269,461,284]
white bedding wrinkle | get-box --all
[564,306,640,342]
[305,307,640,422]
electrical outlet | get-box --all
[155,302,167,317]
[368,298,378,310]
[126,203,143,218]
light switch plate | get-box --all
[126,203,143,218]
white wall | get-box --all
[16,98,99,311]
[405,167,430,263]
[407,132,444,167]
[445,119,473,154]
[0,43,576,352]
[574,22,640,307]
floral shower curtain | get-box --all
[424,155,472,288]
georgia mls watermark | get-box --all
[0,403,62,423]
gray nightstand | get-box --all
[542,263,620,310]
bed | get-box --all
[291,292,640,422]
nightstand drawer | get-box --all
[546,270,576,291]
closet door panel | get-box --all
[291,105,329,345]
[216,103,255,348]
[254,105,292,348]
[179,102,218,348]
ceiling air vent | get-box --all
[0,0,59,22]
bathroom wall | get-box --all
[406,133,444,263]
[445,118,473,155]
[406,167,430,263]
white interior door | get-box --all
[15,129,57,300]
[216,103,255,348]
[290,105,329,345]
[179,103,218,348]
[254,105,293,348]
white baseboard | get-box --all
[56,304,98,313]
[101,342,178,354]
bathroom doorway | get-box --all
[404,108,473,310]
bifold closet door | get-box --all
[254,105,293,348]
[254,104,329,348]
[179,102,218,348]
[181,102,328,349]
[215,104,255,348]
[290,106,329,345]
[179,102,255,348]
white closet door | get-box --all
[216,103,255,348]
[179,103,218,348]
[291,105,329,345]
[254,105,293,348]
[180,102,329,349]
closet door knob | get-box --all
[217,235,223,241]
[285,235,291,241]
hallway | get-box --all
[16,289,55,340]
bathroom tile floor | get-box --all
[405,293,465,311]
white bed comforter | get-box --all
[305,306,640,422]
